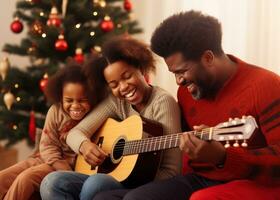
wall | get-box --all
[0,0,33,161]
[0,0,30,70]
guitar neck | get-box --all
[123,129,212,155]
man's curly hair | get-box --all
[151,10,224,61]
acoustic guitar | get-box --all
[75,115,257,187]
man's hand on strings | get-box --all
[180,125,226,165]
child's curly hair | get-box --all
[45,63,98,107]
[102,36,156,75]
[82,54,109,104]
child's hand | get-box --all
[79,140,108,167]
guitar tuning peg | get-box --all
[241,140,248,147]
[233,140,239,147]
[224,141,230,148]
[241,116,246,123]
[247,115,253,119]
[228,118,233,121]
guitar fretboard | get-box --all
[122,129,213,155]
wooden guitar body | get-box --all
[75,115,163,188]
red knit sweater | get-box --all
[178,55,280,184]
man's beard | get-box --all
[191,81,218,100]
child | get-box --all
[0,63,105,200]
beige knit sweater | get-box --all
[66,86,182,180]
[39,104,80,170]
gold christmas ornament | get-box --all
[27,46,36,54]
[30,57,46,66]
[31,20,44,35]
[3,91,15,110]
[0,57,10,81]
[99,0,106,7]
[33,58,46,66]
[12,124,18,130]
[93,0,106,8]
[92,45,101,53]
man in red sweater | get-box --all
[93,10,280,200]
[149,10,280,199]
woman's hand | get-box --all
[79,140,108,167]
[179,125,226,165]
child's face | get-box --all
[62,82,91,121]
[103,60,150,110]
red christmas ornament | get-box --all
[74,48,84,64]
[100,16,114,32]
[55,34,68,51]
[47,6,61,27]
[10,18,24,33]
[124,0,132,11]
[28,110,36,142]
[40,73,48,92]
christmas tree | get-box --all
[0,0,141,147]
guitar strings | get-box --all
[111,126,243,154]
[112,129,208,154]
[111,128,213,154]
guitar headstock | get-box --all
[212,116,258,148]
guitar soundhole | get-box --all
[97,137,126,173]
[112,138,125,162]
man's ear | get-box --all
[201,50,214,67]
